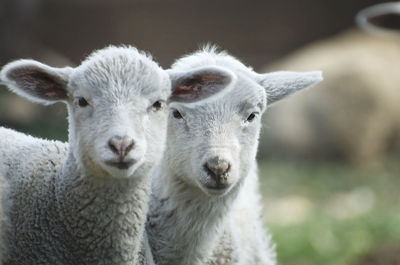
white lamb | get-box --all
[0,46,171,264]
[146,47,323,265]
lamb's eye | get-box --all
[172,109,183,119]
[246,112,258,122]
[78,97,89,107]
[151,100,164,112]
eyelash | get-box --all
[151,100,165,112]
[246,112,259,122]
[172,109,183,119]
[77,97,89,107]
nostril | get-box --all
[108,136,135,158]
[204,158,231,179]
[121,138,135,156]
[108,137,121,155]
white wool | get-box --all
[147,47,322,265]
[0,45,170,264]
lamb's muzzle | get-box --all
[203,156,231,190]
[108,135,135,158]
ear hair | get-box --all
[0,59,72,105]
[258,71,323,105]
[168,66,234,103]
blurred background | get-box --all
[1,0,399,264]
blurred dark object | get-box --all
[369,13,400,30]
[352,243,400,265]
[356,2,400,36]
[259,29,400,164]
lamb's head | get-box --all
[0,46,171,179]
[166,48,322,196]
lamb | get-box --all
[0,46,171,264]
[146,47,323,265]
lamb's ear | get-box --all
[0,59,72,105]
[257,71,323,105]
[167,66,234,103]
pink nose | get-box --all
[108,136,134,159]
[203,156,231,189]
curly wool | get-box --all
[0,45,170,264]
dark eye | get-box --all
[247,112,258,122]
[78,97,89,107]
[151,100,164,112]
[172,109,183,119]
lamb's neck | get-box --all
[56,153,152,265]
[148,166,242,265]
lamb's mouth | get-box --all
[105,159,136,169]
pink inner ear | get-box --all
[199,76,220,82]
[179,93,197,100]
[173,75,220,97]
[170,73,228,102]
[8,68,67,100]
[45,91,58,97]
[175,85,199,93]
[173,84,201,100]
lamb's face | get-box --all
[167,72,266,196]
[167,50,323,196]
[0,46,171,179]
[68,55,170,178]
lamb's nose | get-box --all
[203,157,231,189]
[108,136,134,159]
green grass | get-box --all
[258,156,400,265]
